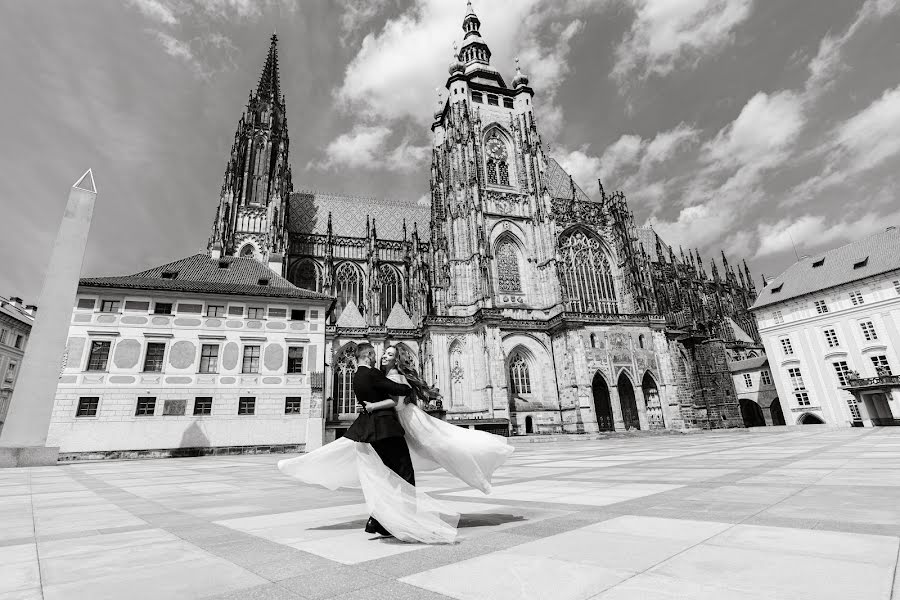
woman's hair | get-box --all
[382,344,438,404]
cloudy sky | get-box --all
[2,0,899,303]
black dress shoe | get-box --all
[365,517,393,537]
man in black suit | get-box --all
[343,342,413,536]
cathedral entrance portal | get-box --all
[591,372,614,432]
[642,372,665,430]
[618,373,641,430]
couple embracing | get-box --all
[278,342,514,544]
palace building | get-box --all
[208,3,764,440]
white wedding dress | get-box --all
[277,372,515,544]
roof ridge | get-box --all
[293,189,427,208]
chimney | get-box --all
[210,242,223,260]
[268,252,284,276]
[25,304,37,315]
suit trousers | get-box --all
[370,436,416,486]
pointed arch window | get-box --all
[334,344,357,415]
[509,353,531,394]
[335,262,364,319]
[496,239,522,293]
[379,264,403,322]
[486,159,498,185]
[484,130,511,188]
[558,230,617,313]
[291,260,322,293]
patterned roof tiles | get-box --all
[751,227,900,309]
[289,191,430,240]
[80,254,334,302]
[544,157,593,203]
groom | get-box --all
[343,342,413,537]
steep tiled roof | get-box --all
[544,157,593,203]
[289,191,430,240]
[635,227,671,262]
[80,254,334,302]
[729,356,768,373]
[752,227,900,309]
[727,317,755,344]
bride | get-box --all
[277,344,515,544]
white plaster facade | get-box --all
[48,283,331,456]
[0,297,35,434]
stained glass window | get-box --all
[335,262,363,319]
[498,161,509,186]
[496,240,521,293]
[509,353,531,394]
[334,344,357,415]
[558,230,617,313]
[486,159,497,184]
[379,264,403,322]
[292,260,322,292]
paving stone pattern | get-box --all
[3,428,900,599]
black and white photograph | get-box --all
[2,0,900,598]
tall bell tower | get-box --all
[429,1,557,315]
[209,34,292,272]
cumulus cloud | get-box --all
[754,211,900,259]
[129,0,178,25]
[310,125,429,173]
[612,0,753,81]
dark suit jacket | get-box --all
[343,366,412,443]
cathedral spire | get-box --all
[459,1,491,67]
[256,33,281,102]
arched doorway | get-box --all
[525,416,534,434]
[618,372,641,430]
[642,372,665,430]
[739,398,766,427]
[770,398,785,426]
[591,372,614,432]
[798,413,825,425]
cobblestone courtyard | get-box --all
[4,428,900,599]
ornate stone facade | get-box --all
[209,6,764,437]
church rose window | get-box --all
[558,230,618,313]
[379,264,403,322]
[509,353,531,395]
[496,240,521,293]
[335,262,364,319]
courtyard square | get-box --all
[4,427,900,599]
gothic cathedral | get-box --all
[208,3,764,440]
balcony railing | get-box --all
[845,374,900,390]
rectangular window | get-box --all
[772,310,783,324]
[268,308,287,319]
[207,305,225,317]
[872,355,893,376]
[247,307,264,320]
[291,309,307,321]
[833,361,851,386]
[77,298,96,310]
[14,335,24,350]
[135,396,156,416]
[162,400,187,416]
[228,306,244,317]
[124,300,150,312]
[86,340,111,371]
[310,310,319,320]
[285,397,303,414]
[242,346,260,373]
[177,303,203,314]
[849,291,864,306]
[143,343,166,372]
[824,328,839,348]
[814,300,828,314]
[193,396,212,416]
[76,396,99,417]
[5,362,17,383]
[471,91,483,103]
[503,97,514,108]
[238,396,256,415]
[780,338,793,355]
[761,370,772,386]
[788,367,810,406]
[199,344,219,373]
[154,302,173,315]
[743,373,752,388]
[100,300,120,313]
[860,321,878,341]
[894,280,900,295]
[287,346,304,374]
[487,94,498,106]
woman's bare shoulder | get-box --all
[387,371,408,385]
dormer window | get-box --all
[853,257,869,269]
[770,283,783,293]
[258,278,270,286]
[812,258,825,267]
[161,271,178,279]
[218,261,230,269]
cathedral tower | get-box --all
[209,34,292,272]
[430,1,557,316]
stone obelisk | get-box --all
[0,170,97,467]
